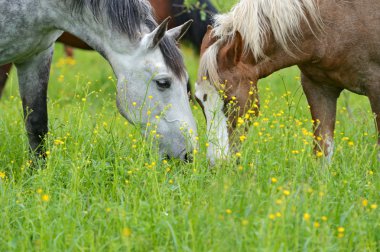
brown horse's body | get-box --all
[150,0,172,24]
[298,0,380,158]
[198,0,380,160]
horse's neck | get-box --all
[45,0,136,61]
[250,30,316,79]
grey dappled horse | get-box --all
[0,0,197,161]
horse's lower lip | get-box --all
[165,149,187,161]
[179,149,194,163]
[179,149,187,159]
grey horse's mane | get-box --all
[65,0,186,79]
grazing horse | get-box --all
[0,0,197,161]
[0,0,217,98]
[196,0,380,163]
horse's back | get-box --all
[354,0,380,58]
[321,0,380,53]
[298,0,380,94]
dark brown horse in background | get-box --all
[0,0,217,97]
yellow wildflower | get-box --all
[362,199,368,207]
[54,139,64,145]
[122,228,132,237]
[237,117,244,126]
[283,190,290,196]
[316,151,324,157]
[239,135,246,142]
[41,194,50,202]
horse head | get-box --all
[196,26,260,163]
[114,18,197,161]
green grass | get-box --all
[1,36,379,252]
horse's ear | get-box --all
[146,17,171,49]
[226,31,243,66]
[200,25,217,55]
[167,19,193,42]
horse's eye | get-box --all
[155,79,171,90]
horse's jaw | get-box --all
[195,81,229,165]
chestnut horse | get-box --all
[0,0,217,97]
[196,0,380,163]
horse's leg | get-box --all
[301,73,342,161]
[368,91,380,161]
[0,63,13,98]
[64,45,74,58]
[15,47,53,157]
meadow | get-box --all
[0,1,379,251]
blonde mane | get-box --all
[199,0,322,86]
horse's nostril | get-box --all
[184,152,193,163]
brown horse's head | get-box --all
[196,26,260,163]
